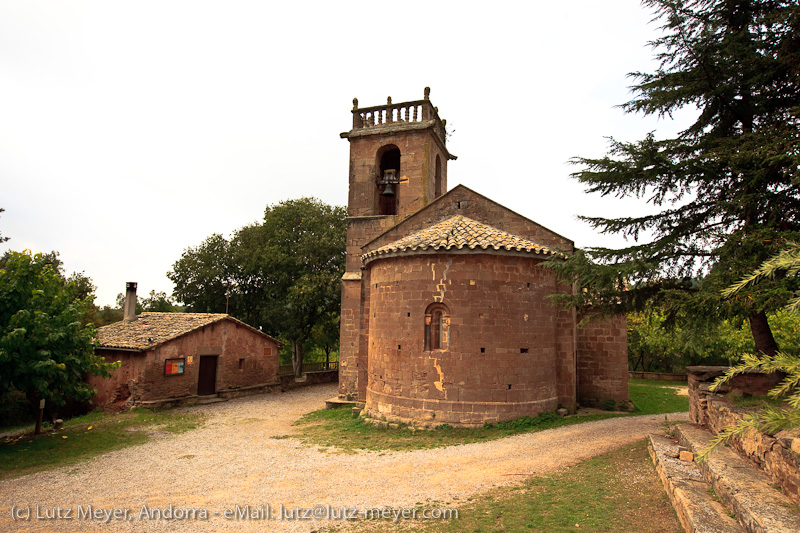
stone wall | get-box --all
[687,366,800,505]
[363,253,566,427]
[629,371,687,381]
[280,370,339,391]
[345,127,449,219]
[91,319,280,406]
[339,120,451,401]
[576,314,630,408]
[363,186,575,255]
[687,366,783,426]
[338,276,365,399]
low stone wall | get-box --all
[686,365,800,505]
[134,381,282,410]
[629,371,687,381]
[123,371,338,411]
[686,366,783,426]
[279,370,338,391]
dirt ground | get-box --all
[0,383,687,532]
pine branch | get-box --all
[723,242,800,298]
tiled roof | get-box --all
[362,215,564,263]
[96,313,278,351]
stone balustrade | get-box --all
[349,87,447,143]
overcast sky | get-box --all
[1,1,696,307]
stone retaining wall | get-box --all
[628,371,687,381]
[686,365,800,505]
[279,370,339,391]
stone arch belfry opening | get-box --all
[337,89,630,426]
[376,145,401,215]
[340,88,455,220]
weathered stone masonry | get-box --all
[364,253,575,426]
[91,311,280,408]
[338,89,629,426]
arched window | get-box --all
[425,303,450,351]
[376,145,401,215]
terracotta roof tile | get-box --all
[96,313,278,351]
[362,215,564,263]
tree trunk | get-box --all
[28,394,43,435]
[749,311,778,356]
[291,340,304,378]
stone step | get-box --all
[325,396,356,409]
[196,396,227,405]
[648,433,744,532]
[675,423,800,533]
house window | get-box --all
[425,303,450,351]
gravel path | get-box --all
[0,383,687,532]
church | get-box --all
[337,88,628,427]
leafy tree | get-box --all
[140,290,180,312]
[1,251,98,328]
[309,310,340,369]
[552,0,800,356]
[233,198,346,376]
[627,308,800,372]
[93,304,123,327]
[169,198,347,376]
[168,234,232,314]
[0,251,117,432]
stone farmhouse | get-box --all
[338,88,629,427]
[89,283,281,409]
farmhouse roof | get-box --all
[362,215,564,264]
[96,313,280,352]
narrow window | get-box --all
[238,358,245,370]
[434,154,442,197]
[424,303,450,351]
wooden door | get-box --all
[197,356,218,395]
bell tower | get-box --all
[338,88,456,400]
[340,87,455,220]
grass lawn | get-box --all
[294,379,689,453]
[295,409,619,453]
[0,409,204,481]
[628,379,689,415]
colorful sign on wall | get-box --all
[164,358,185,376]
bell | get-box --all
[381,182,395,197]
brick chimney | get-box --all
[123,282,138,322]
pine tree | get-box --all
[554,0,800,355]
